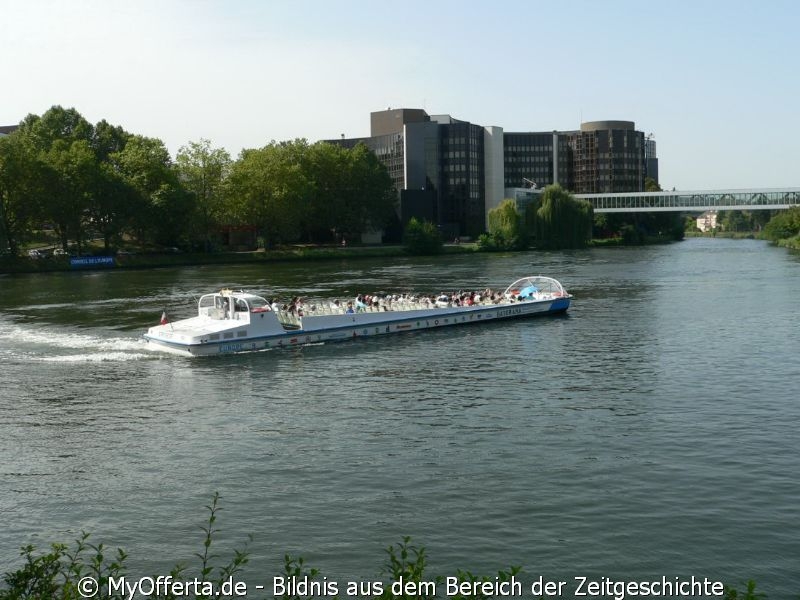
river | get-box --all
[1,238,798,596]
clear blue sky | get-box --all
[2,0,798,189]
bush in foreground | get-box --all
[0,494,780,599]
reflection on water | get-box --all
[1,239,799,595]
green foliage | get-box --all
[1,106,396,257]
[0,492,250,600]
[595,212,684,244]
[529,184,593,249]
[0,533,128,600]
[377,537,440,600]
[719,210,750,233]
[0,134,44,255]
[479,199,528,251]
[644,176,661,192]
[403,217,442,255]
[684,215,700,232]
[225,140,395,248]
[762,207,800,242]
[723,580,766,599]
[0,496,787,600]
[176,139,232,252]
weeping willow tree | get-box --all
[478,198,528,251]
[527,184,593,249]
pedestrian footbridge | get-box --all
[575,188,800,213]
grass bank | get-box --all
[684,231,759,239]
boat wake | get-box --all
[0,320,159,362]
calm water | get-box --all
[1,238,798,596]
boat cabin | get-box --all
[197,290,270,321]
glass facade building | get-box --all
[327,110,656,237]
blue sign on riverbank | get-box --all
[69,256,116,269]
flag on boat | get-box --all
[160,311,168,325]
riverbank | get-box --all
[0,244,480,275]
[6,233,796,276]
[684,230,800,250]
[684,231,759,239]
[776,236,800,250]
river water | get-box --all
[1,238,798,596]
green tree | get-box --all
[719,210,745,232]
[90,119,130,162]
[176,139,231,251]
[337,143,395,241]
[403,217,442,255]
[300,141,339,241]
[644,176,661,192]
[226,142,309,248]
[479,199,527,251]
[87,161,138,253]
[116,135,184,246]
[529,184,593,249]
[14,107,97,253]
[302,142,395,243]
[40,139,97,254]
[0,133,44,255]
[763,207,800,241]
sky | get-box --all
[2,0,799,190]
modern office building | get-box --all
[329,108,504,239]
[504,120,654,194]
[328,109,657,237]
[645,136,658,184]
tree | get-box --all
[337,143,395,241]
[116,135,183,245]
[644,176,661,192]
[176,139,231,251]
[226,140,396,248]
[225,143,309,248]
[478,199,528,251]
[40,139,97,254]
[763,207,800,241]
[529,184,593,249]
[302,142,395,243]
[0,133,43,255]
[87,161,138,253]
[13,107,97,253]
[403,217,442,255]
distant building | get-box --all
[327,110,656,237]
[504,120,652,194]
[645,136,658,184]
[328,108,504,240]
[696,211,718,232]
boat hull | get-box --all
[143,296,570,357]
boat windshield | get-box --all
[247,296,269,310]
[503,276,566,299]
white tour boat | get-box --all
[143,276,571,356]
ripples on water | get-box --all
[1,239,799,595]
